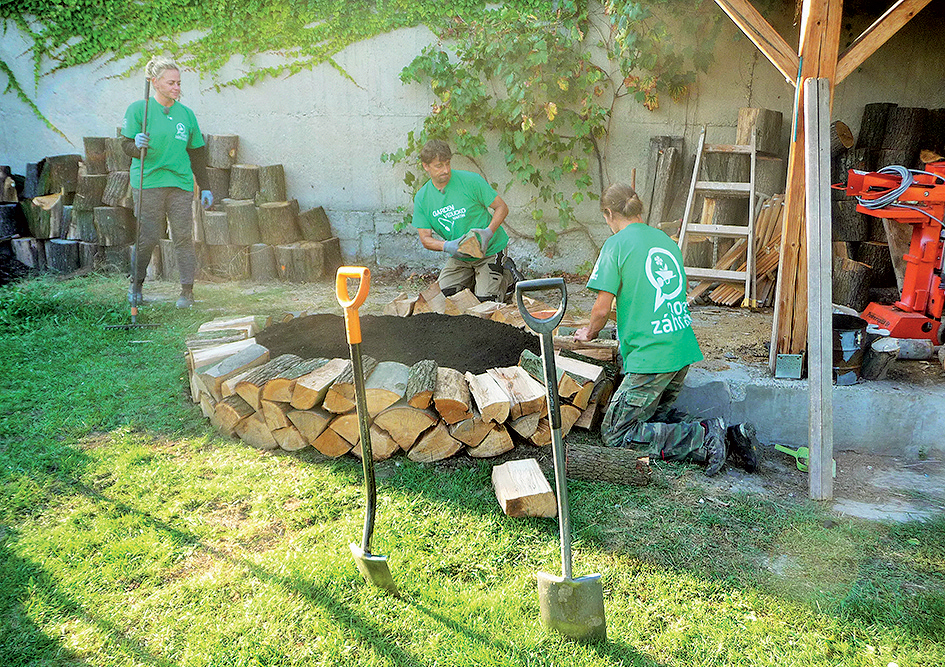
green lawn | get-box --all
[1,274,943,666]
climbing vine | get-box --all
[382,0,724,252]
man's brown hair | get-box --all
[419,139,452,165]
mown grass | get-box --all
[1,273,943,666]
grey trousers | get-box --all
[131,187,196,285]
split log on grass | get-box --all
[296,206,332,241]
[350,425,401,462]
[491,458,556,518]
[199,315,260,337]
[486,366,546,420]
[213,394,255,435]
[464,371,511,423]
[287,407,333,445]
[365,361,409,416]
[225,199,261,244]
[861,337,900,381]
[105,137,131,172]
[566,444,652,486]
[383,292,417,317]
[374,402,438,451]
[574,378,615,431]
[467,424,514,458]
[434,366,473,424]
[323,356,378,414]
[261,399,293,431]
[235,413,279,450]
[529,404,582,447]
[83,137,109,175]
[276,241,324,282]
[508,412,541,439]
[74,173,107,211]
[45,239,79,273]
[273,425,308,452]
[832,257,872,312]
[262,357,330,403]
[229,164,259,200]
[328,413,361,445]
[258,202,300,246]
[195,342,270,401]
[518,349,582,401]
[202,210,230,245]
[207,135,239,168]
[199,394,216,421]
[12,238,46,269]
[207,167,230,206]
[291,358,349,409]
[405,359,437,409]
[187,336,260,371]
[93,206,132,246]
[235,353,304,410]
[312,426,353,458]
[28,192,63,239]
[554,354,603,410]
[448,411,494,448]
[257,164,287,203]
[249,243,277,281]
[408,421,463,462]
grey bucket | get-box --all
[833,314,868,385]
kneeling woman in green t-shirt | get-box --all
[574,183,757,476]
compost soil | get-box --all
[256,312,541,374]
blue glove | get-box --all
[442,238,470,259]
[134,132,149,149]
[470,227,493,252]
[200,190,213,210]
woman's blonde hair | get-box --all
[145,56,180,80]
[600,183,644,219]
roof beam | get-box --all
[714,0,799,83]
[836,0,934,83]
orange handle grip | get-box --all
[335,266,371,344]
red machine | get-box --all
[843,161,945,345]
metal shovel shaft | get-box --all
[349,340,377,554]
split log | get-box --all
[405,359,437,409]
[321,237,343,276]
[644,136,684,227]
[646,145,681,226]
[258,202,300,246]
[262,357,330,403]
[206,245,250,280]
[93,206,132,246]
[413,282,450,315]
[275,242,324,282]
[457,231,485,259]
[261,399,293,432]
[221,369,255,399]
[553,354,603,409]
[105,137,131,172]
[273,425,308,452]
[328,413,361,445]
[508,412,541,439]
[287,407,333,442]
[45,239,79,273]
[829,121,855,157]
[14,237,48,270]
[102,171,131,208]
[486,366,547,420]
[518,349,582,401]
[465,301,503,319]
[28,192,63,239]
[229,164,259,200]
[832,257,872,312]
[322,356,378,414]
[213,394,255,435]
[312,427,353,458]
[207,167,230,206]
[1,179,17,205]
[881,107,928,167]
[467,424,514,458]
[224,200,260,245]
[196,342,270,401]
[235,413,279,450]
[861,337,900,381]
[856,102,897,151]
[23,162,45,199]
[856,240,894,287]
[448,411,494,448]
[491,458,556,517]
[831,200,867,242]
[365,361,409,416]
[207,135,239,169]
[464,371,511,423]
[199,394,217,421]
[448,288,483,313]
[202,210,229,245]
[249,243,277,281]
[351,425,401,462]
[573,378,614,431]
[373,402,437,451]
[73,173,107,211]
[198,315,259,337]
[529,404,582,447]
[189,336,262,370]
[291,357,349,409]
[407,421,463,462]
[257,164,287,204]
[566,444,652,486]
[383,292,417,317]
[83,137,109,175]
[296,206,332,241]
[234,353,304,410]
[433,367,473,424]
[736,107,783,155]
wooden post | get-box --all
[804,77,833,502]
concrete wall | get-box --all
[2,5,944,273]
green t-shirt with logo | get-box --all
[412,169,509,259]
[122,98,204,192]
[586,223,703,374]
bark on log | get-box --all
[644,136,685,226]
[861,337,900,381]
[12,237,45,269]
[881,107,928,167]
[518,350,582,401]
[105,138,131,173]
[202,210,229,245]
[257,164,287,204]
[83,137,109,175]
[45,239,79,273]
[486,366,546,420]
[40,155,81,197]
[829,121,855,157]
[275,242,324,282]
[93,206,132,246]
[374,402,437,451]
[23,162,46,199]
[857,102,897,151]
[351,425,401,462]
[736,107,783,156]
[214,394,255,435]
[312,427,353,458]
[258,202,300,246]
[78,241,102,268]
[206,167,230,206]
[296,206,332,241]
[207,135,239,169]
[102,171,131,208]
[229,164,259,200]
[468,424,514,458]
[235,413,279,450]
[832,147,873,197]
[206,244,250,280]
[160,238,178,281]
[235,353,304,410]
[0,203,21,237]
[224,199,260,245]
[28,192,63,239]
[831,200,867,242]
[1,177,17,204]
[856,241,894,287]
[881,218,911,291]
[197,342,270,401]
[491,458,556,517]
[646,145,681,226]
[405,359,438,409]
[249,243,277,281]
[287,407,333,443]
[321,237,343,277]
[74,173,107,212]
[407,421,463,462]
[291,357,348,409]
[434,367,473,424]
[262,357,330,403]
[464,371,511,423]
[103,245,130,274]
[567,444,652,486]
[832,257,872,312]
[457,232,485,259]
[365,361,409,416]
[323,356,378,414]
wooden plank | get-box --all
[684,223,751,237]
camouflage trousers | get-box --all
[600,366,706,461]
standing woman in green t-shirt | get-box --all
[121,56,213,308]
[574,183,758,476]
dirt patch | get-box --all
[256,312,541,374]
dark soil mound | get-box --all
[0,250,37,287]
[256,312,540,374]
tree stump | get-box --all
[258,202,300,245]
[856,241,894,287]
[321,236,344,276]
[736,107,783,155]
[881,107,928,167]
[41,154,82,198]
[160,238,179,281]
[23,162,46,199]
[229,164,259,200]
[297,206,332,241]
[45,239,80,273]
[207,167,230,206]
[861,337,900,381]
[206,245,250,280]
[275,242,324,282]
[74,173,107,211]
[103,245,131,274]
[829,120,855,157]
[566,444,652,485]
[78,241,102,268]
[105,137,131,172]
[102,171,131,208]
[202,210,230,245]
[28,192,64,239]
[93,206,132,246]
[831,200,867,242]
[207,135,239,169]
[224,199,260,245]
[856,102,897,151]
[83,137,109,175]
[258,164,287,203]
[249,243,277,281]
[833,257,872,312]
[12,237,46,269]
[0,203,23,237]
[832,147,873,199]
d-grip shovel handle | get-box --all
[515,278,568,334]
[336,267,371,344]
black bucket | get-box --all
[833,314,868,385]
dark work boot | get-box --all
[700,418,727,477]
[727,422,760,473]
[176,284,195,309]
[127,282,143,306]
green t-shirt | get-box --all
[412,169,509,258]
[122,98,205,191]
[586,223,703,374]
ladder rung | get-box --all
[686,224,751,237]
[695,181,752,195]
[704,143,753,154]
[685,267,748,282]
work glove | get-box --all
[470,227,493,252]
[442,238,471,259]
[200,190,214,210]
[134,132,150,149]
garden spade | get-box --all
[336,266,398,596]
[516,278,606,643]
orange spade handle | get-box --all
[335,266,371,344]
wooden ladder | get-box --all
[678,126,758,306]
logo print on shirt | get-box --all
[645,247,683,311]
[432,204,467,235]
[175,123,187,141]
